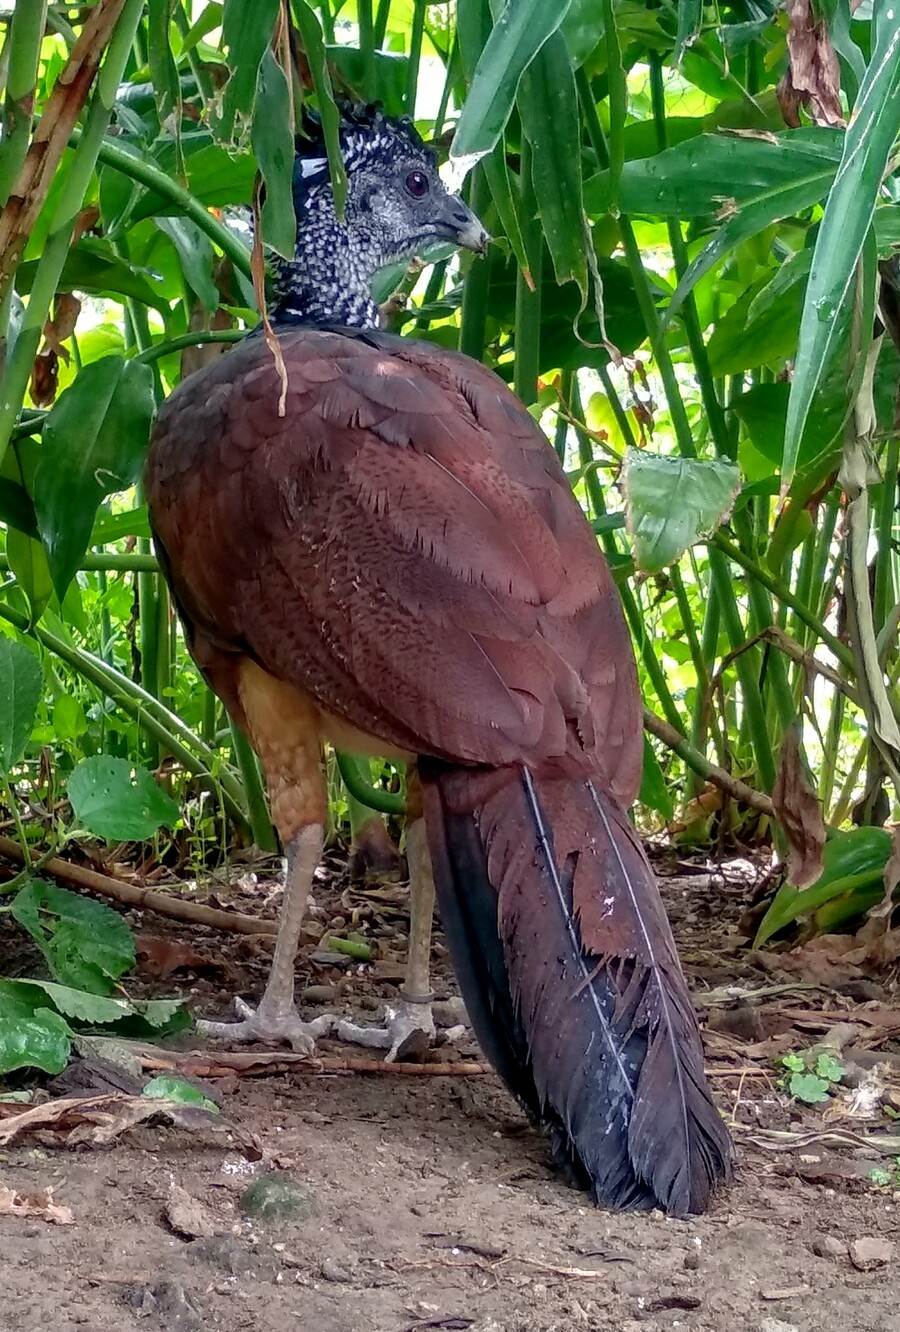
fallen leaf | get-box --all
[135,932,223,979]
[773,725,826,890]
[0,1183,74,1225]
[778,0,844,128]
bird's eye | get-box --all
[405,170,429,199]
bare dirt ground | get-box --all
[2,843,900,1332]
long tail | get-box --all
[419,761,733,1216]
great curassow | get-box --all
[146,105,732,1215]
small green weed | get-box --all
[779,1050,845,1105]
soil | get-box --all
[2,844,900,1332]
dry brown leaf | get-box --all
[778,0,844,128]
[0,1184,74,1225]
[773,725,826,889]
[164,1182,217,1239]
[29,350,59,406]
[135,932,223,979]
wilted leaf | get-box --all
[0,1092,252,1151]
[219,0,280,137]
[778,0,844,129]
[0,1185,74,1226]
[623,450,741,572]
[0,636,43,769]
[253,48,297,260]
[67,754,180,842]
[10,879,135,993]
[773,724,826,890]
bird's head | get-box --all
[269,104,488,327]
[292,103,489,263]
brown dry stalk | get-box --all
[0,834,277,936]
[0,0,127,294]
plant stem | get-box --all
[358,0,376,102]
[229,721,277,851]
[0,0,49,208]
[405,0,426,116]
[458,169,491,360]
[514,140,542,406]
[335,751,405,816]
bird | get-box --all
[145,104,733,1215]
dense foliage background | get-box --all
[0,0,899,1064]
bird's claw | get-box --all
[197,996,336,1054]
[336,997,436,1063]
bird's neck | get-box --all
[271,205,380,329]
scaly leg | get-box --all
[337,815,436,1061]
[198,662,332,1053]
[198,823,333,1052]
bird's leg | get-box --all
[198,823,334,1053]
[337,815,437,1061]
[198,662,333,1054]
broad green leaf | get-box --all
[143,1074,219,1112]
[638,736,674,820]
[0,982,70,1075]
[155,216,218,312]
[68,754,180,842]
[253,49,296,260]
[788,1072,831,1104]
[707,275,807,377]
[6,527,53,625]
[325,46,409,118]
[292,1,347,219]
[0,477,38,537]
[0,635,43,768]
[219,0,279,138]
[91,505,152,544]
[623,451,741,573]
[14,239,170,313]
[754,826,892,945]
[34,357,155,599]
[179,2,223,54]
[1,979,185,1033]
[583,128,842,218]
[784,5,900,485]
[518,32,586,295]
[11,878,136,992]
[451,0,574,163]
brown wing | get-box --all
[147,326,642,804]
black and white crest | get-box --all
[292,102,437,211]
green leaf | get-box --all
[583,127,842,218]
[638,735,674,819]
[783,7,900,485]
[252,48,296,260]
[0,635,42,769]
[148,0,181,126]
[0,477,38,538]
[781,1053,805,1073]
[33,357,155,600]
[815,1052,844,1083]
[788,1072,831,1104]
[623,451,741,573]
[142,1074,219,1113]
[0,981,70,1075]
[1,979,186,1033]
[518,31,586,296]
[451,0,574,163]
[68,754,180,842]
[14,239,170,313]
[10,878,135,992]
[219,0,279,138]
[6,527,53,625]
[292,1,348,219]
[755,826,893,944]
[154,217,219,312]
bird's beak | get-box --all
[442,194,491,255]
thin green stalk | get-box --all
[819,689,846,814]
[709,546,776,790]
[373,0,391,50]
[554,370,573,462]
[414,258,448,330]
[358,0,376,102]
[875,435,899,631]
[202,684,218,745]
[173,0,215,106]
[0,600,247,824]
[514,139,542,407]
[96,567,113,664]
[405,0,426,116]
[687,571,722,796]
[229,720,277,851]
[135,329,246,364]
[0,553,160,573]
[713,533,854,672]
[336,751,405,816]
[1,772,32,871]
[0,0,145,465]
[433,33,458,137]
[0,0,49,208]
[458,169,491,360]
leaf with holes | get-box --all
[68,755,180,843]
[219,0,280,138]
[33,357,155,600]
[10,879,135,993]
[622,451,741,573]
[0,636,42,770]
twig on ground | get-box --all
[130,1043,492,1078]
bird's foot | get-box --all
[197,996,336,1055]
[336,992,436,1063]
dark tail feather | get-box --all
[419,761,733,1216]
